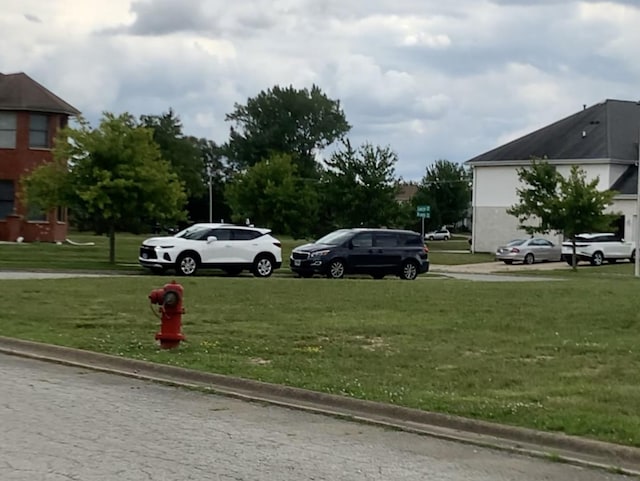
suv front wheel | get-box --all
[399,260,419,280]
[176,252,200,276]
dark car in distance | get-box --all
[290,228,429,280]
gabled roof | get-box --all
[0,72,80,116]
[466,99,640,164]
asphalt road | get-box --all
[1,354,629,481]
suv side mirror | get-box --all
[207,236,218,243]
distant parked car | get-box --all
[495,238,561,265]
[290,228,429,280]
[561,233,636,266]
[138,223,282,277]
[424,228,450,241]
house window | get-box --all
[27,203,47,221]
[0,180,15,218]
[57,206,67,223]
[29,114,49,148]
[0,112,17,149]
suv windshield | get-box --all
[175,226,210,240]
[315,229,354,245]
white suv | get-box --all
[139,223,282,277]
[561,233,635,266]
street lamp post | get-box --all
[208,166,213,223]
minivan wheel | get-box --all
[176,252,199,276]
[590,251,604,266]
[400,261,418,280]
[326,260,345,279]
[253,255,274,277]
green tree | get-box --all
[508,160,618,269]
[413,160,471,230]
[139,110,205,198]
[23,113,187,263]
[224,85,350,178]
[321,140,401,230]
[225,153,318,238]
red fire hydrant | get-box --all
[149,280,185,349]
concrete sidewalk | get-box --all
[1,336,638,476]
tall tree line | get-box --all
[24,84,472,249]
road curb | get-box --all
[2,335,639,476]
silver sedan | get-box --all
[495,238,562,265]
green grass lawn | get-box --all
[2,274,640,447]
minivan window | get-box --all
[403,234,423,246]
[351,233,373,248]
[375,233,399,247]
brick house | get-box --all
[0,72,80,242]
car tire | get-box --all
[590,251,604,266]
[223,267,243,276]
[176,252,200,276]
[428,236,435,241]
[252,255,274,278]
[524,253,535,265]
[326,259,345,279]
[503,260,513,265]
[150,266,166,275]
[399,260,419,280]
[444,236,450,241]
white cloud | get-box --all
[2,0,640,179]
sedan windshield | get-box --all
[315,229,353,245]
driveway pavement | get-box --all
[431,261,570,275]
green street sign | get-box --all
[416,205,430,218]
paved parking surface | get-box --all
[0,354,629,481]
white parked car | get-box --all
[561,233,635,266]
[138,223,282,277]
[424,228,450,241]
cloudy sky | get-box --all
[2,0,640,180]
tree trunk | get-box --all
[108,224,116,264]
[571,239,577,271]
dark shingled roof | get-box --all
[0,72,80,116]
[467,99,640,163]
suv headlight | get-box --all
[310,249,330,258]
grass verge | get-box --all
[2,274,639,447]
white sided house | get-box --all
[466,99,640,253]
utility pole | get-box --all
[635,129,640,277]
